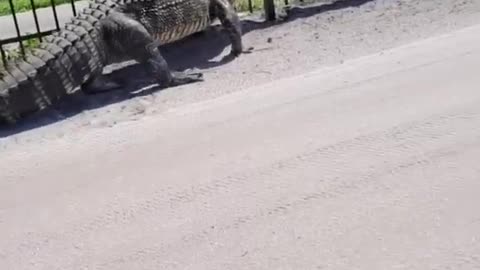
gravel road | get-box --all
[2,0,480,142]
[1,0,480,269]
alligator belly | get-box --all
[156,16,211,44]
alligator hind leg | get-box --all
[82,75,123,94]
[101,13,203,89]
[212,0,252,57]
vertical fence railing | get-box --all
[29,0,43,42]
[7,0,26,59]
[1,0,279,67]
[50,0,61,30]
[245,0,280,19]
[0,0,79,67]
[264,0,276,20]
[248,0,253,13]
[248,0,280,18]
[70,0,77,16]
[0,45,6,65]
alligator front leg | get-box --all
[101,13,203,89]
[212,0,253,57]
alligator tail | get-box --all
[0,0,118,126]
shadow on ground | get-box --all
[0,0,374,138]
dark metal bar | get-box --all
[284,0,289,6]
[263,0,276,21]
[0,45,7,66]
[29,0,43,42]
[0,30,56,46]
[7,0,26,58]
[50,0,61,30]
[248,0,253,13]
[70,0,77,16]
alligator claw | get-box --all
[169,70,204,87]
[243,47,254,54]
[229,46,254,58]
[82,76,123,95]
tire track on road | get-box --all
[95,137,480,270]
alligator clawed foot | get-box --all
[229,46,254,59]
[82,76,123,95]
[168,70,204,87]
[242,47,254,54]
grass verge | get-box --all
[1,36,40,63]
[235,0,264,13]
[0,0,81,16]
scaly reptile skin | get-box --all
[0,0,247,125]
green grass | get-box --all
[234,0,264,13]
[0,36,40,76]
[1,35,40,62]
[0,0,82,16]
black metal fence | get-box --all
[0,0,278,66]
[0,0,78,65]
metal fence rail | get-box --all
[0,0,277,66]
[0,0,78,65]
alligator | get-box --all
[0,0,249,125]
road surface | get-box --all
[1,18,480,270]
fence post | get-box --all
[29,0,43,42]
[50,0,61,30]
[7,0,26,58]
[263,0,276,21]
[1,46,7,66]
[70,0,77,16]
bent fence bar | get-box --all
[0,0,277,66]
